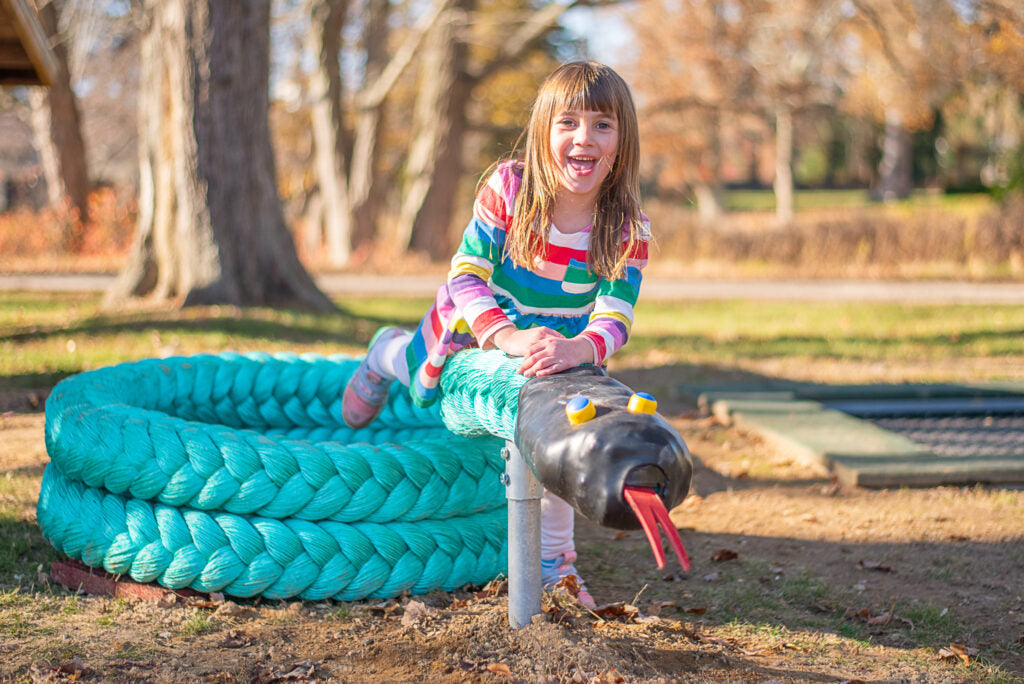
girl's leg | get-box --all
[341,327,410,428]
[540,490,575,561]
[540,491,596,608]
[368,329,413,384]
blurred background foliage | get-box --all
[1,0,1022,282]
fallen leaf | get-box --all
[593,668,625,683]
[711,549,739,562]
[476,577,508,598]
[369,600,399,615]
[867,612,893,626]
[702,635,737,650]
[938,643,978,665]
[783,643,806,652]
[219,629,252,648]
[185,598,220,609]
[486,662,512,677]
[277,661,317,680]
[554,573,582,599]
[28,657,88,683]
[400,600,435,626]
[214,601,258,619]
[593,602,640,620]
[858,560,894,573]
[615,530,628,539]
[686,606,707,615]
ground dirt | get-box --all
[1,364,1022,683]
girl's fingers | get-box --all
[519,351,560,376]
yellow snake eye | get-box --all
[627,392,657,415]
[565,395,596,425]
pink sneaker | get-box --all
[341,328,403,428]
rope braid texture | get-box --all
[39,350,527,600]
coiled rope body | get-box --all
[39,350,523,600]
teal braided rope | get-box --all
[436,349,529,440]
[38,467,506,601]
[39,351,522,600]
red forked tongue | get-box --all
[623,486,691,572]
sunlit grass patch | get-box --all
[179,611,216,637]
[624,300,1024,367]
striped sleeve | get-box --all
[447,165,518,343]
[578,221,649,363]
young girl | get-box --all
[342,61,649,608]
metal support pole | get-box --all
[503,440,542,629]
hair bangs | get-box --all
[551,65,620,118]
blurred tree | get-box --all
[397,0,597,259]
[28,0,91,240]
[841,0,967,200]
[106,0,333,310]
[630,0,757,222]
[305,0,447,266]
[735,0,845,222]
[630,0,845,223]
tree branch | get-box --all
[467,0,622,85]
[357,0,454,110]
[848,0,906,76]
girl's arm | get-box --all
[447,165,517,346]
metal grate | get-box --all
[825,397,1024,459]
[866,414,1024,459]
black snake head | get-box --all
[514,366,693,530]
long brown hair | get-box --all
[503,62,645,280]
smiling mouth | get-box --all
[567,155,597,175]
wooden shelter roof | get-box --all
[0,0,58,86]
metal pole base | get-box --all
[503,440,542,628]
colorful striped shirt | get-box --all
[404,160,649,406]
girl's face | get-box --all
[548,108,618,206]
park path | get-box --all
[3,272,1024,303]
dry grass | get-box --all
[648,194,1024,280]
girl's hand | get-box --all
[491,326,564,358]
[517,335,595,377]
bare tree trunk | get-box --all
[694,112,726,224]
[396,1,473,259]
[28,0,91,240]
[774,105,794,224]
[395,0,583,258]
[348,0,389,249]
[874,107,913,201]
[307,0,351,267]
[106,0,333,311]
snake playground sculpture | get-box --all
[38,348,692,602]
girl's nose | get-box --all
[573,124,592,145]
